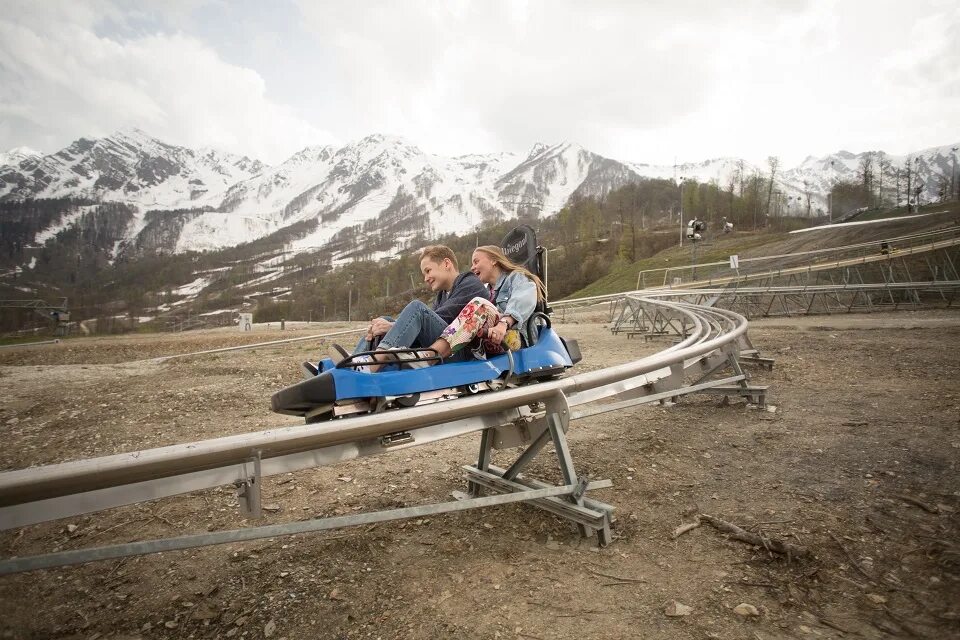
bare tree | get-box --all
[858,152,874,205]
[905,156,912,212]
[877,151,891,208]
[765,156,780,217]
[726,173,736,223]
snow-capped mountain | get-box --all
[195,134,527,255]
[186,137,642,256]
[0,128,266,210]
[0,146,41,167]
[1,129,957,262]
[780,144,960,210]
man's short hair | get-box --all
[420,245,458,269]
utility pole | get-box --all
[906,156,912,212]
[915,157,922,210]
[952,147,958,201]
[678,178,686,247]
[828,160,836,223]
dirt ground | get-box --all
[1,310,958,640]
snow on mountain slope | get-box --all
[2,128,957,262]
[0,146,41,167]
[0,129,266,210]
[780,142,960,210]
[178,136,645,258]
[179,134,526,255]
[495,142,640,213]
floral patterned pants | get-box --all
[439,297,521,357]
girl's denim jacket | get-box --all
[492,270,538,344]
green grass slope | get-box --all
[566,231,786,298]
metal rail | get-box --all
[151,327,365,362]
[553,234,960,312]
[634,222,960,289]
[0,298,745,511]
[0,296,758,574]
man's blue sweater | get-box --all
[433,272,488,323]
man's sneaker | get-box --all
[327,343,350,365]
[300,361,319,379]
[393,349,438,369]
[352,354,374,373]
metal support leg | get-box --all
[546,410,593,539]
[235,450,262,519]
[503,428,551,481]
[469,429,494,496]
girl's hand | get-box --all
[489,319,508,343]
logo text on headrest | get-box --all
[505,235,527,257]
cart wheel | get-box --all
[395,393,421,408]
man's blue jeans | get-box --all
[352,300,463,360]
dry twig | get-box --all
[699,513,809,558]
[588,569,647,583]
[671,517,701,539]
[829,531,872,580]
[892,493,939,514]
[817,616,856,635]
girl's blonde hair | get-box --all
[475,245,546,302]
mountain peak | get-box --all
[0,146,42,166]
[105,127,160,145]
[526,142,550,159]
[356,133,420,150]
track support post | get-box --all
[468,428,495,497]
[235,449,263,519]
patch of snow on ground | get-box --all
[173,276,212,296]
[238,269,286,289]
[28,257,37,269]
[790,210,950,234]
[200,308,238,316]
[331,247,399,267]
[35,206,97,244]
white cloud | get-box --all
[0,0,956,168]
[294,0,959,166]
[0,0,336,163]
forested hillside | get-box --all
[1,172,825,335]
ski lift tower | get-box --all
[0,298,71,336]
[685,219,706,280]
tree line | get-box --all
[2,170,821,334]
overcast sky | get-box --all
[1,0,957,167]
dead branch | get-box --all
[892,493,939,514]
[817,616,856,635]
[829,531,873,580]
[671,517,701,539]
[699,513,810,558]
[588,569,647,583]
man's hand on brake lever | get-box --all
[369,317,395,337]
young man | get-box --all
[314,245,487,374]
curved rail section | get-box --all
[0,296,766,575]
